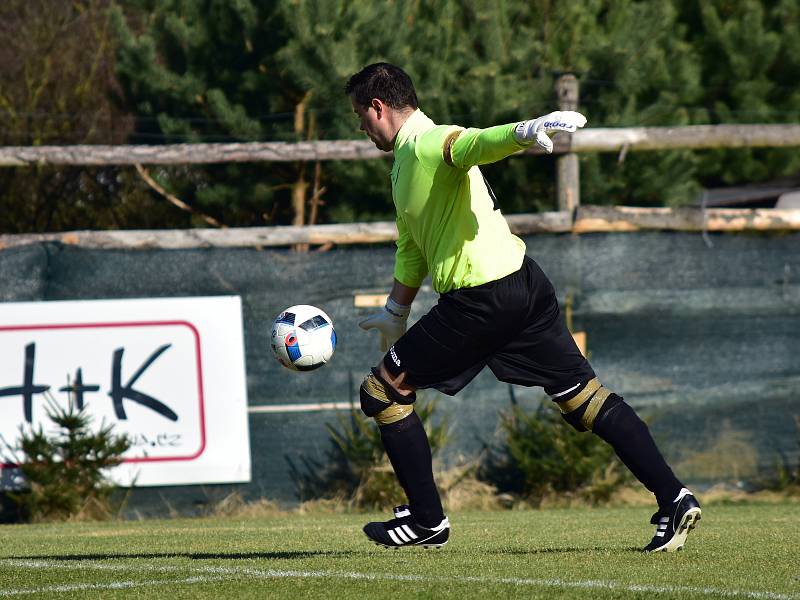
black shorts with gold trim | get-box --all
[382,255,595,396]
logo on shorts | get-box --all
[389,346,401,367]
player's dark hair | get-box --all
[344,63,418,110]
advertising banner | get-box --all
[0,296,250,487]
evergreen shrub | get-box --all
[479,398,629,507]
[5,393,131,522]
[288,396,449,510]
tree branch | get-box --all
[134,164,226,228]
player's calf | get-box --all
[552,378,701,553]
[359,368,447,542]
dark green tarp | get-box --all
[1,231,797,516]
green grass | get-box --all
[0,503,798,599]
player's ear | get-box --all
[371,98,383,117]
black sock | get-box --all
[592,396,684,508]
[379,411,444,528]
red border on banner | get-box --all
[0,320,207,467]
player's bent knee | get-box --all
[370,366,416,405]
[360,373,390,417]
[359,371,415,425]
[555,377,621,432]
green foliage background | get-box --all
[0,0,799,231]
[479,399,629,506]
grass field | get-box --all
[0,503,798,599]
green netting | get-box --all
[1,231,798,516]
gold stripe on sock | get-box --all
[581,387,611,431]
[375,403,414,425]
[556,378,600,414]
[364,373,392,405]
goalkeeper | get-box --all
[347,62,700,553]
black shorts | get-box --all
[382,255,595,396]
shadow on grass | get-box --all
[5,550,356,561]
[487,546,643,555]
[7,546,647,561]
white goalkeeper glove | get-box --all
[514,110,587,154]
[358,297,410,352]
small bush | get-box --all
[436,461,503,511]
[288,395,449,511]
[757,415,800,496]
[674,419,759,482]
[205,491,285,518]
[478,398,629,507]
[5,393,131,522]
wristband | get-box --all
[385,297,411,320]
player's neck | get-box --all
[389,108,417,153]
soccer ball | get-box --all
[270,304,337,371]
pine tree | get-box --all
[7,394,131,522]
[673,0,800,191]
[111,0,800,223]
[275,0,558,216]
[113,0,304,227]
[276,0,709,213]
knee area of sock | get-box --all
[593,394,640,435]
[561,407,589,432]
[557,383,622,432]
[379,410,422,435]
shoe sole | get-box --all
[366,531,449,549]
[648,507,702,552]
[372,541,447,549]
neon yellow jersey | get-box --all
[391,109,527,293]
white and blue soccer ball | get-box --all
[270,304,337,371]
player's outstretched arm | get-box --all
[514,110,587,154]
[443,110,586,169]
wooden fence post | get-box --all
[293,94,311,252]
[555,74,580,213]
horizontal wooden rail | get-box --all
[1,124,799,166]
[569,124,800,152]
[0,140,386,166]
[1,207,798,250]
[572,206,800,232]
